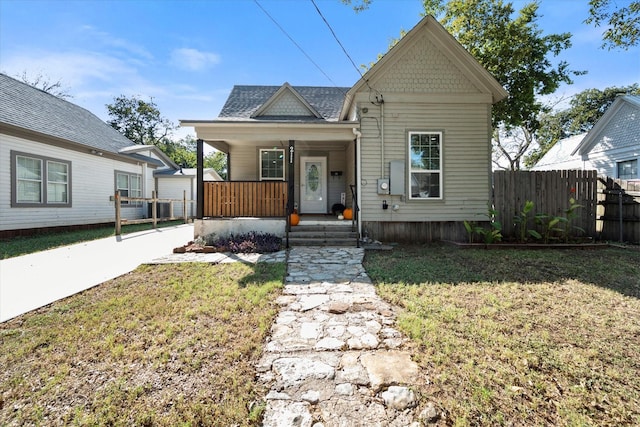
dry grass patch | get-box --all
[0,262,285,426]
[365,245,640,426]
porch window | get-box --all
[260,148,285,180]
[617,159,638,180]
[116,171,142,206]
[408,132,442,199]
[11,151,71,207]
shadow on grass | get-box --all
[238,262,287,289]
[364,243,640,298]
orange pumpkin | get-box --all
[343,208,353,220]
[290,212,300,226]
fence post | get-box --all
[115,191,121,236]
[618,189,624,243]
[152,191,157,229]
[183,190,188,224]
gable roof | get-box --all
[530,133,588,171]
[572,94,640,156]
[341,15,508,119]
[217,84,350,122]
[0,73,136,155]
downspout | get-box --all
[353,128,362,239]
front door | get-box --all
[299,156,327,214]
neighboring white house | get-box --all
[531,95,639,180]
[0,73,193,237]
[530,133,591,171]
[573,95,640,180]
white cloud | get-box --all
[80,25,154,61]
[170,48,220,71]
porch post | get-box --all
[287,140,295,248]
[196,139,204,219]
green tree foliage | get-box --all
[204,151,228,180]
[585,0,640,50]
[106,95,175,145]
[156,135,197,168]
[422,0,583,170]
[525,84,640,167]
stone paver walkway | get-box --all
[258,247,431,427]
[150,246,434,426]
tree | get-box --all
[156,135,197,168]
[17,71,72,99]
[204,151,228,180]
[525,84,640,167]
[422,0,583,170]
[585,0,640,50]
[106,95,175,145]
[341,0,372,13]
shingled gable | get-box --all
[251,82,322,119]
[340,15,508,119]
[571,95,640,156]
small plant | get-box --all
[465,204,502,245]
[561,197,584,242]
[513,200,542,242]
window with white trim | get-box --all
[115,171,142,206]
[260,148,285,180]
[617,159,638,180]
[408,132,442,199]
[11,151,71,207]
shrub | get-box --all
[208,232,283,253]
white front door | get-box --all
[300,156,327,214]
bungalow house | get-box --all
[0,73,193,238]
[531,95,640,180]
[180,15,508,244]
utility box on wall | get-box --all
[390,160,405,195]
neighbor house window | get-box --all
[617,159,638,180]
[408,132,442,199]
[116,172,142,206]
[11,151,71,207]
[260,148,285,180]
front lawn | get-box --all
[0,262,285,426]
[364,245,640,426]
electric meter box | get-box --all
[377,178,390,195]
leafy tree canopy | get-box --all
[585,0,640,50]
[106,95,175,145]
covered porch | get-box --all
[186,121,361,244]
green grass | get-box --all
[0,220,186,260]
[0,262,285,426]
[364,244,640,426]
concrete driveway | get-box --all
[0,224,194,322]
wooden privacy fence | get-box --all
[493,170,598,239]
[203,181,287,217]
[114,190,194,236]
[597,177,640,243]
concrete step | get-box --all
[289,223,358,246]
[287,237,358,247]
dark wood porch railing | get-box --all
[203,181,288,217]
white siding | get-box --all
[1,133,151,231]
[157,176,195,217]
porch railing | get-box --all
[203,181,288,217]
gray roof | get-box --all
[0,73,135,154]
[218,85,350,121]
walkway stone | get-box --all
[258,247,429,427]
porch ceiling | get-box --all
[181,120,359,152]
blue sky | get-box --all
[1,0,638,140]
